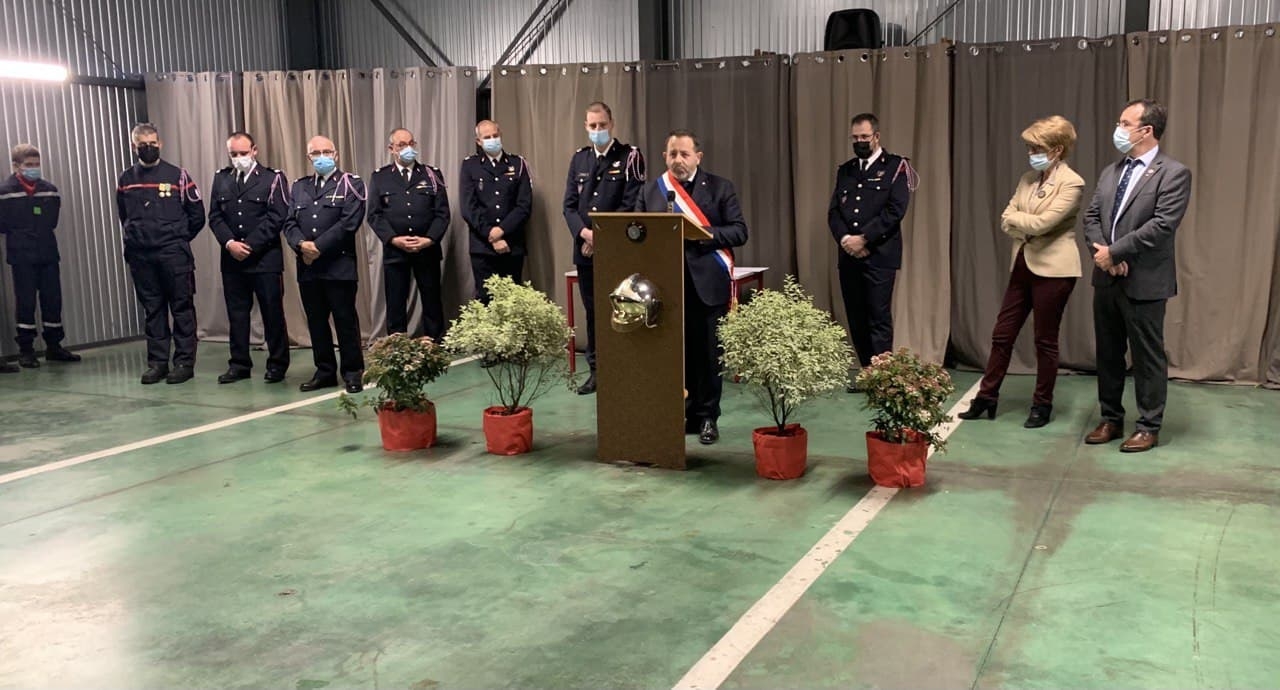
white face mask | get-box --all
[231,155,254,173]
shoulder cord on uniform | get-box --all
[336,172,367,202]
[178,168,203,202]
[423,166,444,193]
[515,156,532,186]
[625,148,645,182]
[269,171,293,205]
[892,159,921,193]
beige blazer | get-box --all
[1000,163,1085,278]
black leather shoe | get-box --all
[1024,404,1052,429]
[17,352,39,369]
[299,377,338,392]
[698,419,719,445]
[263,369,286,383]
[166,365,194,384]
[141,366,169,385]
[0,360,19,373]
[958,397,998,420]
[344,379,364,394]
[576,373,597,395]
[218,369,251,384]
[45,346,81,362]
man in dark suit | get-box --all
[459,119,532,304]
[827,113,913,393]
[1083,99,1192,453]
[368,127,451,342]
[208,131,291,384]
[283,135,367,394]
[637,129,749,445]
[562,101,646,395]
[116,123,206,384]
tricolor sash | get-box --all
[657,171,737,306]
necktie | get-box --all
[403,167,411,185]
[1110,158,1139,239]
[237,171,246,188]
[861,159,868,172]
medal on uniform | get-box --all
[1037,190,1047,198]
[159,183,171,198]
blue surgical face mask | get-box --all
[312,155,336,177]
[1029,153,1052,171]
[481,137,502,155]
[20,167,41,182]
[398,146,417,164]
[588,129,611,147]
[1113,125,1136,154]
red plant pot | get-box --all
[482,406,534,455]
[377,403,437,451]
[752,424,808,480]
[865,430,928,487]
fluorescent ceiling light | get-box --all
[0,60,69,82]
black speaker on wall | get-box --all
[823,9,883,50]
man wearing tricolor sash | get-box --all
[637,129,748,445]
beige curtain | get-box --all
[491,62,645,338]
[950,38,1127,374]
[790,46,951,364]
[144,72,243,344]
[1128,26,1280,384]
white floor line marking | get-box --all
[0,355,480,487]
[672,379,982,690]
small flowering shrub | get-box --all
[338,333,451,417]
[855,348,955,451]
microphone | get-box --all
[666,190,676,213]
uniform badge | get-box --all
[158,183,171,197]
[507,165,515,172]
[478,178,484,192]
[612,161,621,168]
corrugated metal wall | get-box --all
[676,0,1126,56]
[0,0,288,353]
[317,0,640,71]
[1150,0,1280,28]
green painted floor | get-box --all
[1,342,1278,689]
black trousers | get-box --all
[685,279,729,423]
[471,253,524,304]
[1094,283,1168,432]
[299,279,363,381]
[577,263,598,371]
[385,256,444,342]
[10,262,63,350]
[126,251,197,368]
[223,271,290,374]
[838,256,897,367]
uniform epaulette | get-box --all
[577,145,592,153]
[215,166,232,175]
[376,163,396,172]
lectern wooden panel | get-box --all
[589,212,711,470]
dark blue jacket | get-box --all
[282,171,366,282]
[367,162,450,264]
[208,163,290,273]
[638,169,749,307]
[0,174,61,265]
[827,151,912,270]
[116,160,205,259]
[458,151,532,257]
[562,140,645,266]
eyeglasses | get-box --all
[308,149,336,157]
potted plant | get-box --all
[444,275,573,455]
[338,333,452,451]
[719,276,852,480]
[855,348,955,487]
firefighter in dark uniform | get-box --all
[116,123,206,385]
[0,143,81,371]
[368,128,451,341]
[827,113,914,393]
[561,102,645,395]
[283,135,366,394]
[208,131,291,384]
[459,119,532,303]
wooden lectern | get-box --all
[589,212,712,470]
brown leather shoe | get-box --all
[1120,431,1159,453]
[1085,421,1123,444]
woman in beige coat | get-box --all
[959,116,1084,428]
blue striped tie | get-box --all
[1110,158,1138,240]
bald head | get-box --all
[475,120,502,156]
